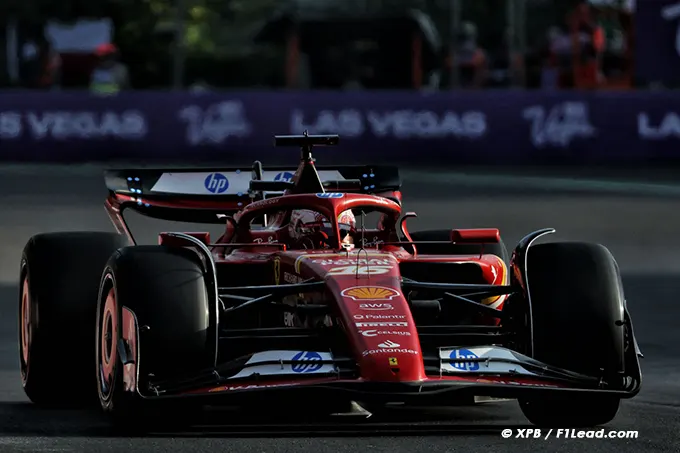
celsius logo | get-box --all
[274,171,294,182]
[291,351,323,373]
[360,330,411,337]
[204,173,229,194]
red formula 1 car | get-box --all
[18,133,641,432]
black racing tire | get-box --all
[408,229,509,264]
[96,245,212,433]
[19,232,129,407]
[518,242,625,427]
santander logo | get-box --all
[378,340,400,348]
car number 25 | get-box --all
[326,265,392,276]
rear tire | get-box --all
[96,245,213,433]
[519,242,625,427]
[19,232,129,407]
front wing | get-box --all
[132,345,641,405]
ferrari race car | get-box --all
[18,133,642,431]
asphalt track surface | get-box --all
[0,165,678,452]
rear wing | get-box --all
[104,164,401,224]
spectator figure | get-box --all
[596,4,629,85]
[90,43,129,95]
[20,39,41,88]
[487,29,523,88]
[542,26,573,88]
[568,1,605,88]
[39,39,62,90]
[342,65,365,90]
[452,22,487,88]
[190,79,211,93]
[20,37,62,90]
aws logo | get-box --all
[359,303,393,311]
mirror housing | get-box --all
[450,228,500,244]
[159,231,210,246]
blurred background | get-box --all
[0,0,640,91]
[1,0,678,168]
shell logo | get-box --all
[341,286,401,301]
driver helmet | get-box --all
[289,209,356,247]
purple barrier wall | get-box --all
[1,91,679,166]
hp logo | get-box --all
[204,173,229,194]
[316,193,344,199]
[274,171,294,182]
[291,351,323,373]
[450,349,479,371]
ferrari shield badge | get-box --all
[389,357,398,366]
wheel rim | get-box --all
[98,287,118,401]
[19,277,31,383]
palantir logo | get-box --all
[449,349,480,371]
[662,3,680,57]
[274,171,294,182]
[523,102,596,148]
[204,173,229,194]
[291,351,323,373]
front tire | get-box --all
[518,242,625,427]
[96,245,213,432]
